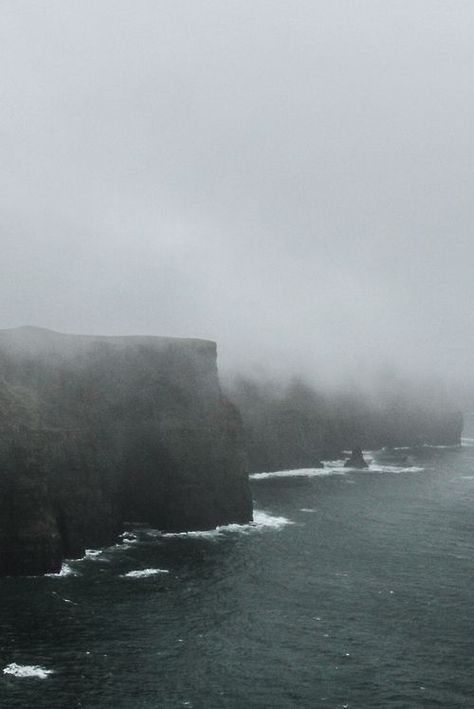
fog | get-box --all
[1,1,473,392]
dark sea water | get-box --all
[1,429,474,708]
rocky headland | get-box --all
[227,376,463,473]
[0,327,464,575]
[0,327,252,576]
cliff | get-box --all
[0,327,252,576]
[228,377,463,473]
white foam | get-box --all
[3,663,53,679]
[252,509,293,528]
[119,531,139,540]
[163,528,224,540]
[251,461,424,479]
[119,534,140,547]
[73,548,108,562]
[334,463,424,474]
[84,549,102,559]
[45,563,79,578]
[300,508,315,513]
[161,509,293,539]
[250,467,343,480]
[369,465,425,474]
[423,443,460,449]
[121,568,169,578]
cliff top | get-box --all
[0,326,216,358]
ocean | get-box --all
[1,430,473,707]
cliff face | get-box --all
[0,327,252,575]
[228,377,463,474]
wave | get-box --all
[33,513,296,576]
[73,548,110,563]
[83,549,103,559]
[326,462,425,475]
[250,467,344,481]
[3,663,53,679]
[251,462,424,479]
[117,533,140,548]
[423,443,460,449]
[253,509,293,528]
[45,562,79,578]
[369,464,425,474]
[40,511,293,563]
[120,568,169,578]
[161,509,293,539]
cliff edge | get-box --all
[0,327,253,575]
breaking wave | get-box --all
[333,462,425,474]
[117,532,140,548]
[250,462,424,479]
[3,663,53,679]
[368,464,425,474]
[120,568,169,578]
[250,467,343,480]
[253,510,293,528]
[83,549,103,559]
[73,548,111,563]
[161,509,293,539]
[45,563,79,578]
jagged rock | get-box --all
[344,446,369,469]
[0,327,253,575]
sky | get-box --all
[1,1,473,386]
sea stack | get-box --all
[0,327,253,576]
[344,446,369,469]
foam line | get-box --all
[250,467,344,480]
[161,509,293,539]
[3,663,53,679]
[120,568,169,578]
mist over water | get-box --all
[1,1,474,395]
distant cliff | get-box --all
[0,327,252,576]
[227,376,463,473]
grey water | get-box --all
[1,438,474,707]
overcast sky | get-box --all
[1,1,473,384]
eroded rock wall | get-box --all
[228,376,463,474]
[0,327,252,575]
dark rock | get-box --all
[0,433,62,575]
[227,376,463,473]
[344,446,369,469]
[0,327,252,575]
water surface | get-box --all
[1,444,473,708]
